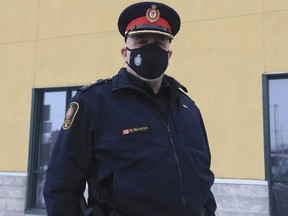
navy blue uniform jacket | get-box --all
[44,68,216,216]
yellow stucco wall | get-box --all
[1,0,288,180]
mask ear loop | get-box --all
[126,47,132,51]
[125,47,132,68]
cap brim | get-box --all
[126,29,174,39]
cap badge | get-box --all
[146,5,160,23]
[134,54,142,66]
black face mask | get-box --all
[127,43,169,80]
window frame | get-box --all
[262,72,288,215]
[26,86,81,214]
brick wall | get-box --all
[213,179,269,216]
[0,173,269,216]
[0,173,27,216]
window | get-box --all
[26,87,80,213]
[263,73,288,216]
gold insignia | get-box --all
[62,102,79,130]
[146,5,160,23]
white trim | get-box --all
[215,178,268,186]
[25,214,44,216]
[263,71,288,75]
[0,173,268,185]
[0,172,28,176]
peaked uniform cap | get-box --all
[118,2,181,40]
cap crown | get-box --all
[118,2,181,39]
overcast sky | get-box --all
[269,79,288,151]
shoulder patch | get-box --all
[62,102,79,130]
[79,78,111,92]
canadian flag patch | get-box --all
[121,126,149,136]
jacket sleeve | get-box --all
[197,107,217,215]
[43,94,94,216]
[205,191,217,216]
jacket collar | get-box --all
[112,68,188,93]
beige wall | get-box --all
[1,0,288,179]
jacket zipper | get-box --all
[166,124,187,216]
[152,91,188,216]
[117,85,188,215]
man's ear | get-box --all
[168,50,173,59]
[121,47,127,60]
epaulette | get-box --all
[78,78,111,92]
[179,86,188,93]
[178,87,195,104]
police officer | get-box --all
[44,2,217,216]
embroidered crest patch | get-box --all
[134,54,142,66]
[62,102,79,130]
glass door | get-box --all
[263,74,288,216]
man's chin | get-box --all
[126,68,165,82]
